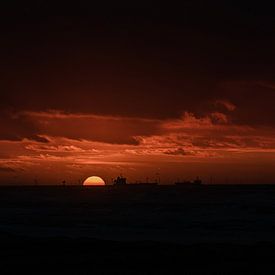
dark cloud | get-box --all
[27,135,49,143]
[28,112,161,145]
[0,166,16,173]
[0,111,49,143]
[219,82,275,126]
[0,2,275,184]
[164,148,191,156]
[0,111,162,145]
[0,112,38,142]
[0,1,275,127]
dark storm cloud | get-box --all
[1,1,275,126]
[25,112,162,145]
[0,112,48,142]
[0,110,162,145]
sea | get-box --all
[0,185,275,274]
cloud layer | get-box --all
[1,103,275,184]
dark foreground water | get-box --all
[0,185,275,274]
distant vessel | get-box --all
[174,177,202,186]
[113,176,127,185]
[113,176,158,186]
[113,175,202,186]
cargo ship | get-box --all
[113,176,158,186]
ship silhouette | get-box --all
[113,176,127,185]
[113,175,202,186]
[113,176,158,186]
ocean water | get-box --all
[0,185,274,244]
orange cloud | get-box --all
[1,107,275,184]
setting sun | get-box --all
[83,176,106,186]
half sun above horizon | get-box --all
[83,176,106,186]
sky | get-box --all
[1,1,275,184]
